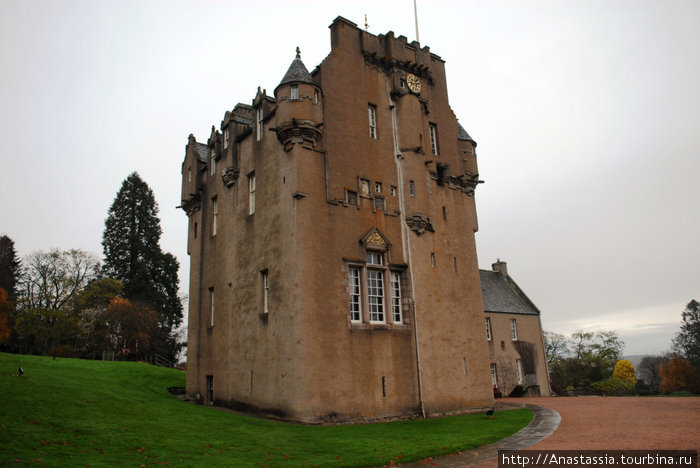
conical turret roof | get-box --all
[278,47,316,87]
[458,123,477,147]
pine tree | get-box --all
[673,300,700,371]
[0,235,21,345]
[102,173,183,361]
[0,235,21,302]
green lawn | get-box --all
[0,352,532,467]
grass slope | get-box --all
[0,353,532,467]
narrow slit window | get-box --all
[368,105,377,139]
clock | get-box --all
[406,74,421,93]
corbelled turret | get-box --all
[274,48,323,151]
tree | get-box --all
[638,355,668,391]
[73,278,124,358]
[613,359,636,385]
[547,330,625,391]
[102,172,183,361]
[102,297,158,361]
[0,235,21,301]
[0,235,21,346]
[659,356,700,394]
[673,300,700,370]
[15,249,99,355]
[544,331,568,365]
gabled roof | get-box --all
[480,270,540,315]
[278,48,315,87]
[458,123,477,147]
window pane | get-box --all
[367,269,384,323]
[365,252,382,265]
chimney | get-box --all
[492,258,508,276]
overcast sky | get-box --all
[1,0,698,356]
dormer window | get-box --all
[290,85,299,100]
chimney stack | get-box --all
[492,258,508,276]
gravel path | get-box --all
[404,396,700,467]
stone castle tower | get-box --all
[180,16,494,422]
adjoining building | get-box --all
[481,260,551,397]
[180,16,547,423]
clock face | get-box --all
[406,74,421,93]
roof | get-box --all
[480,270,540,315]
[278,49,315,87]
[458,123,477,147]
[192,142,208,163]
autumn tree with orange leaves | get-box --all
[103,297,158,361]
[659,356,700,394]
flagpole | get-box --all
[413,0,420,43]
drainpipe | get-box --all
[389,87,426,418]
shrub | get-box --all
[591,377,634,395]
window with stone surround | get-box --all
[256,107,264,141]
[486,317,492,341]
[290,85,299,100]
[248,172,256,215]
[368,105,377,139]
[511,318,518,341]
[429,123,439,155]
[345,228,408,327]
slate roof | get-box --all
[278,51,315,87]
[193,142,208,163]
[480,270,540,315]
[458,123,477,147]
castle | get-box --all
[180,16,549,423]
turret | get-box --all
[273,48,323,151]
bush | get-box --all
[659,357,700,394]
[591,377,634,395]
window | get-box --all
[208,287,214,327]
[367,269,384,323]
[485,317,492,341]
[409,180,415,196]
[194,222,198,239]
[290,85,299,100]
[261,270,269,314]
[349,268,362,322]
[390,186,397,196]
[248,173,256,215]
[256,107,264,141]
[368,105,377,139]
[390,272,402,323]
[431,252,435,267]
[375,182,382,193]
[429,123,438,155]
[224,127,230,149]
[211,197,218,236]
[188,166,192,182]
[374,196,385,211]
[346,190,358,207]
[314,90,319,104]
[510,318,518,340]
[210,149,216,176]
[206,375,214,406]
[516,359,523,384]
[490,363,498,387]
[346,237,406,327]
